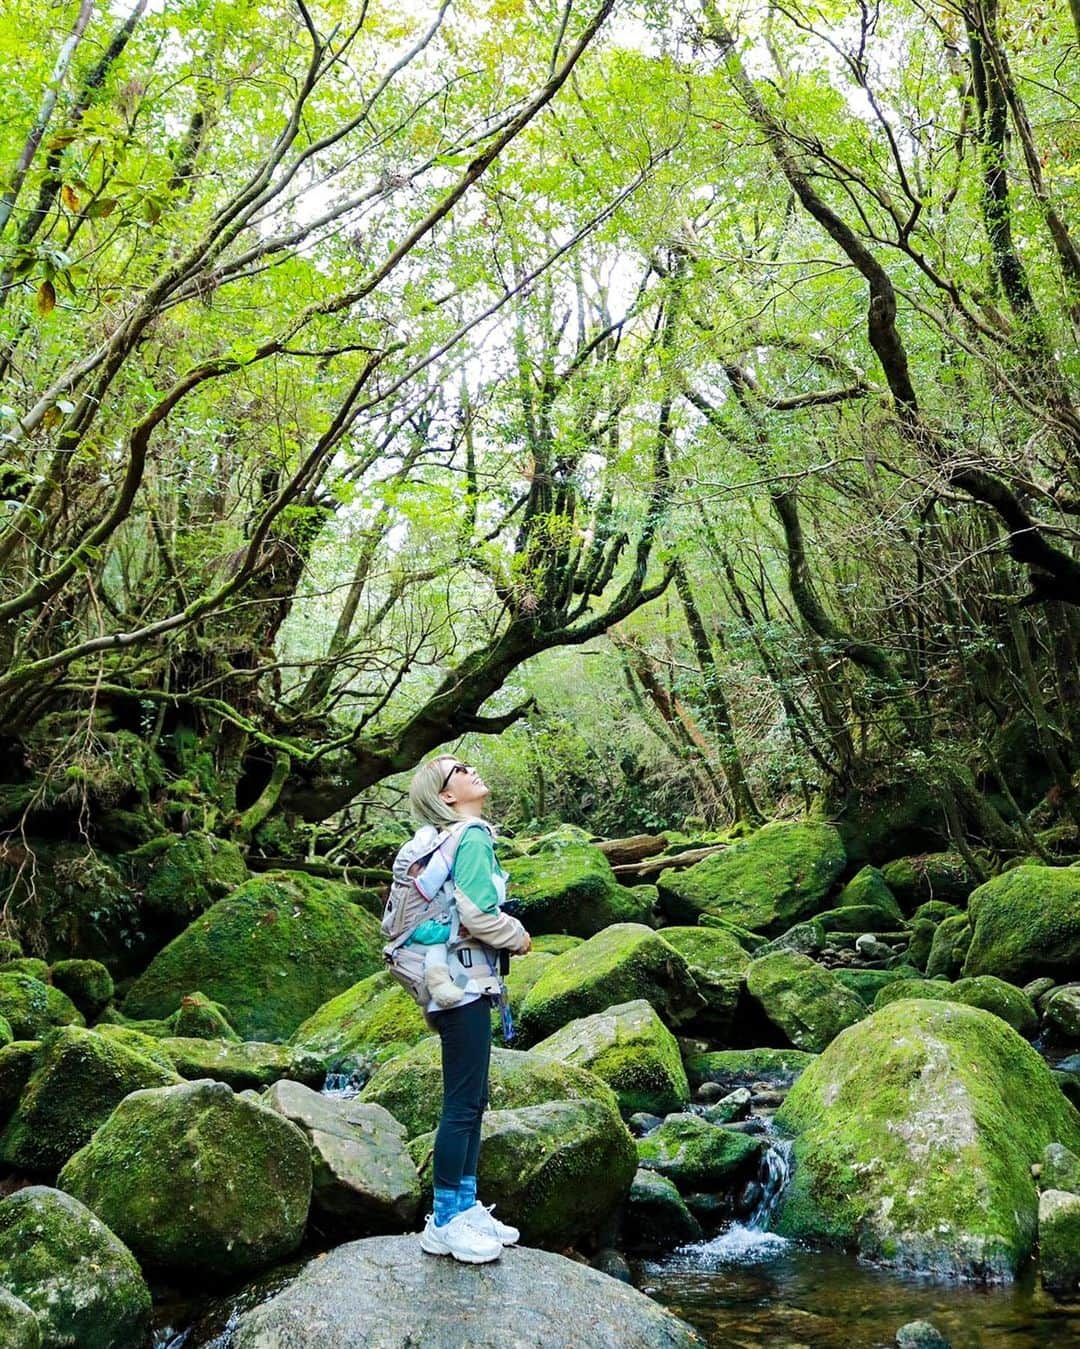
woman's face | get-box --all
[436,757,489,809]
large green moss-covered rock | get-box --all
[880,853,972,910]
[835,866,903,918]
[47,959,113,1020]
[127,831,248,923]
[122,870,384,1041]
[872,976,1037,1037]
[963,866,1080,984]
[360,1040,619,1139]
[410,1098,636,1246]
[290,971,429,1078]
[91,1024,177,1071]
[265,1081,419,1233]
[683,1046,816,1092]
[0,1041,40,1129]
[59,1077,312,1278]
[925,913,972,979]
[658,926,749,1036]
[518,924,704,1043]
[503,951,556,1019]
[531,1000,690,1116]
[0,1186,150,1349]
[657,822,846,936]
[636,1113,763,1193]
[0,1025,178,1173]
[159,1036,323,1091]
[832,966,921,1005]
[503,844,655,937]
[773,999,1080,1278]
[0,974,52,1040]
[745,952,866,1052]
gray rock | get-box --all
[1024,977,1057,1003]
[895,1320,950,1348]
[701,1087,751,1125]
[0,1187,150,1349]
[695,1081,723,1103]
[622,1168,702,1252]
[1039,1188,1080,1296]
[755,921,825,959]
[265,1080,419,1232]
[0,1288,39,1348]
[854,934,894,961]
[592,1247,632,1283]
[628,1111,663,1136]
[1040,1143,1080,1195]
[231,1235,702,1347]
[1045,985,1080,1040]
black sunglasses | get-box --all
[439,762,470,792]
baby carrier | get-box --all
[381,819,479,1009]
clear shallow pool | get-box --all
[635,1228,1080,1348]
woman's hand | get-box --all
[516,932,532,956]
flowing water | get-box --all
[636,1132,1080,1348]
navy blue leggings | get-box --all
[432,996,492,1190]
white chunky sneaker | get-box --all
[459,1201,520,1246]
[419,1211,502,1263]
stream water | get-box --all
[635,1131,1080,1348]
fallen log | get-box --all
[612,842,727,880]
[595,833,669,866]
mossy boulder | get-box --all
[621,1168,703,1253]
[0,1187,150,1349]
[47,959,113,1020]
[525,824,596,853]
[912,900,964,925]
[0,1041,40,1128]
[503,845,655,937]
[43,983,83,1029]
[290,971,429,1079]
[91,1024,177,1072]
[683,1047,816,1092]
[411,1098,636,1246]
[873,976,1037,1037]
[0,1289,38,1348]
[832,967,921,1006]
[0,974,52,1040]
[128,831,248,923]
[59,1077,313,1278]
[657,822,846,936]
[906,918,937,971]
[531,1000,690,1116]
[160,1036,323,1091]
[1045,986,1080,1041]
[122,870,385,1041]
[880,853,972,910]
[531,934,583,956]
[348,822,411,868]
[835,867,904,921]
[0,1025,179,1173]
[518,924,704,1044]
[925,913,972,979]
[963,866,1080,984]
[0,958,49,981]
[658,926,750,1036]
[265,1081,420,1233]
[360,1040,619,1139]
[773,999,1080,1278]
[1039,1189,1080,1296]
[636,1113,763,1193]
[0,1014,10,1049]
[1040,1142,1080,1195]
[697,914,766,951]
[745,952,866,1052]
[754,919,825,958]
[168,990,240,1040]
[503,951,555,1019]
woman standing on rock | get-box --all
[407,755,532,1264]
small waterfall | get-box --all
[320,1068,365,1098]
[747,1133,793,1231]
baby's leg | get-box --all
[424,944,465,1008]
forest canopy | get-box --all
[1,0,1078,931]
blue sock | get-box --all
[434,1185,459,1227]
[457,1175,477,1212]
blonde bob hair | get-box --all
[409,756,475,828]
